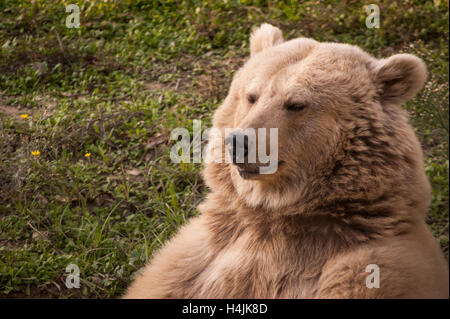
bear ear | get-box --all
[250,23,284,56]
[372,54,427,104]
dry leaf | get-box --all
[145,134,166,150]
[32,231,49,241]
[127,168,142,176]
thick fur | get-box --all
[124,24,449,298]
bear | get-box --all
[123,24,449,298]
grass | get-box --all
[0,0,448,298]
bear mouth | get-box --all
[236,161,284,179]
[237,167,260,179]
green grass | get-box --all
[0,0,448,298]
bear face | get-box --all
[203,24,430,216]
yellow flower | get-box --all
[84,152,91,158]
[20,114,29,119]
[31,150,40,156]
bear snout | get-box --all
[225,131,251,164]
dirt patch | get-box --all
[0,105,31,121]
[144,52,245,102]
[0,282,86,299]
[0,95,56,121]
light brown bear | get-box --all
[124,24,449,298]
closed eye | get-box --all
[247,94,257,104]
[284,101,308,112]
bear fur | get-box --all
[123,24,449,298]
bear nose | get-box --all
[225,131,249,164]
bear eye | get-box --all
[247,94,257,104]
[284,101,308,112]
